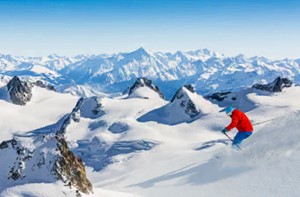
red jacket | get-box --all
[226,109,253,132]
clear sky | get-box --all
[0,0,299,59]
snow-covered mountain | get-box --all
[127,77,164,99]
[138,84,219,125]
[1,49,300,196]
[0,75,300,196]
[1,48,300,99]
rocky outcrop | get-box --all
[55,137,93,194]
[252,77,293,92]
[138,84,218,125]
[128,77,164,99]
[0,134,93,194]
[58,96,104,134]
[7,76,33,105]
[205,91,232,101]
[34,80,56,91]
[171,84,194,102]
[80,96,104,119]
[0,94,102,194]
[171,85,200,118]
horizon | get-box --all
[0,0,300,59]
[0,47,299,61]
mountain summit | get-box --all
[138,84,219,125]
[128,77,164,99]
[252,77,293,92]
[7,76,33,105]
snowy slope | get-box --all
[138,86,220,125]
[82,85,300,197]
[0,182,137,197]
[1,75,300,196]
[0,86,78,141]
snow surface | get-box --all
[138,87,220,125]
[128,86,163,100]
[0,182,137,197]
[1,79,300,196]
[0,86,78,141]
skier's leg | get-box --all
[232,132,252,148]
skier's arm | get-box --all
[226,115,239,131]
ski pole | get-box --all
[252,118,275,126]
[223,132,242,150]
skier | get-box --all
[221,106,253,148]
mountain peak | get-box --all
[169,84,202,119]
[7,76,33,105]
[47,54,61,59]
[171,85,195,102]
[128,77,164,99]
[252,77,293,92]
[129,47,149,56]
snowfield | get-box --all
[1,77,300,196]
[0,87,78,141]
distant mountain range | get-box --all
[1,48,300,99]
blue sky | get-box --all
[0,0,299,59]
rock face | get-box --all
[252,77,293,92]
[0,134,93,194]
[0,96,99,193]
[58,96,104,134]
[138,84,218,125]
[205,91,232,101]
[171,85,200,118]
[34,80,56,91]
[80,96,104,119]
[171,84,195,102]
[7,76,33,105]
[128,77,164,99]
[55,137,93,194]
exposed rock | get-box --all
[0,134,93,194]
[252,77,292,92]
[128,77,164,99]
[171,84,195,102]
[55,137,93,194]
[205,91,232,101]
[58,96,104,134]
[34,80,56,91]
[80,96,104,119]
[7,76,33,105]
[57,98,84,134]
[138,84,218,125]
[171,85,200,118]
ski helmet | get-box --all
[224,106,235,115]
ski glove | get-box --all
[221,128,229,134]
